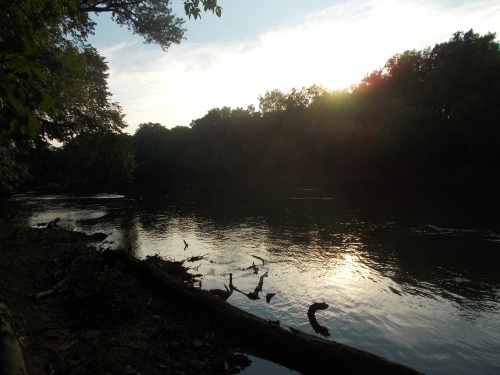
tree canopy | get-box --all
[121,30,499,199]
[0,0,223,192]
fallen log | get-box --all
[102,250,422,375]
[0,302,28,375]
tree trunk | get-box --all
[103,250,422,375]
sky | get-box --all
[88,0,500,134]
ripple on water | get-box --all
[17,188,500,375]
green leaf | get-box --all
[9,119,20,132]
[27,112,41,138]
[21,37,33,55]
[29,66,43,80]
[7,91,26,117]
[40,92,56,115]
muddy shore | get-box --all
[0,226,248,374]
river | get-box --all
[15,185,500,374]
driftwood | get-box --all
[251,255,265,265]
[232,285,260,300]
[187,253,208,262]
[307,302,330,337]
[265,293,277,303]
[209,274,234,301]
[208,285,232,301]
[233,270,275,302]
[35,279,68,300]
[0,303,28,375]
[253,271,268,296]
[47,217,60,229]
[230,273,260,300]
[102,250,422,375]
[244,262,259,274]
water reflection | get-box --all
[119,214,140,256]
[15,185,500,375]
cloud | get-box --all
[99,0,500,133]
[100,40,137,56]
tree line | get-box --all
[37,30,499,197]
[1,0,498,198]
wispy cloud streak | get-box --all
[96,0,500,132]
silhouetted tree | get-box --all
[56,132,135,185]
[31,30,500,199]
[1,0,224,192]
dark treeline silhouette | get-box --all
[37,30,500,199]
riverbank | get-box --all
[0,226,243,374]
[1,225,426,375]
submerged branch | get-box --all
[307,302,330,337]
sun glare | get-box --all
[99,0,500,131]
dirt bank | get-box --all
[0,227,243,374]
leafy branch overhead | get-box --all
[184,0,223,19]
[75,1,223,50]
[0,0,224,193]
[1,0,224,143]
[77,0,185,51]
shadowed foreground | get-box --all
[0,228,238,374]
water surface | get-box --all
[17,185,500,374]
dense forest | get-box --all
[35,31,500,196]
[1,2,499,199]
